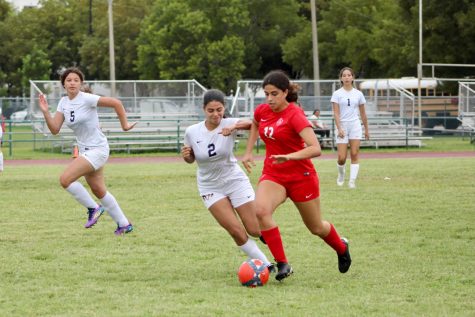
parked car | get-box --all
[10,110,28,122]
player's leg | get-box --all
[0,151,3,173]
[85,169,132,235]
[336,123,349,186]
[348,120,363,188]
[60,156,102,227]
[336,143,348,186]
[209,199,271,267]
[255,179,291,280]
[295,198,351,273]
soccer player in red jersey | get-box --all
[242,70,351,281]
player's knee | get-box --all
[59,175,71,188]
[308,224,326,237]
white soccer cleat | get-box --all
[337,174,345,186]
[348,180,356,189]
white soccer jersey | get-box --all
[331,87,366,122]
[56,91,108,149]
[184,118,247,188]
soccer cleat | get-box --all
[348,180,356,189]
[259,235,267,245]
[337,174,345,186]
[84,205,105,228]
[114,223,134,236]
[275,262,293,281]
[267,263,276,274]
[338,238,352,273]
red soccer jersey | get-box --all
[254,102,316,181]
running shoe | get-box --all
[275,262,293,281]
[338,238,352,273]
[84,205,105,228]
[114,223,134,236]
[348,180,356,189]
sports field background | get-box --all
[0,141,474,316]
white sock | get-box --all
[350,163,360,181]
[0,152,3,172]
[239,238,271,266]
[100,191,129,227]
[337,163,346,178]
[65,181,97,209]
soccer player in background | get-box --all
[181,89,273,271]
[38,67,136,235]
[242,70,351,281]
[331,67,370,189]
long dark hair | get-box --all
[262,70,300,102]
[60,67,84,87]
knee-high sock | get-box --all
[337,163,346,178]
[323,223,347,255]
[0,152,3,172]
[260,226,287,263]
[239,238,271,266]
[65,181,97,209]
[350,163,360,181]
[100,191,129,227]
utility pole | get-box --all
[310,0,321,108]
[417,0,423,129]
[108,0,116,96]
[88,0,93,35]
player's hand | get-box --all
[181,145,194,159]
[270,154,290,164]
[38,94,49,113]
[219,124,235,136]
[241,154,255,173]
[337,129,345,139]
[365,131,370,140]
[123,121,138,131]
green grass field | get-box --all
[1,154,474,316]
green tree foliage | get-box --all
[19,46,52,95]
[136,0,249,92]
[0,0,473,96]
[79,0,154,80]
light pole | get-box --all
[417,0,422,129]
[108,0,116,96]
[310,0,321,108]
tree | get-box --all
[136,0,249,92]
[19,46,52,96]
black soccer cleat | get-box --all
[267,263,276,274]
[338,238,352,273]
[275,262,293,281]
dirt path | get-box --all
[5,151,474,166]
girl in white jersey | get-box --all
[331,67,369,189]
[38,67,136,235]
[181,89,272,271]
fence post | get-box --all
[8,120,12,157]
[405,117,409,149]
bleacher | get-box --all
[32,113,200,154]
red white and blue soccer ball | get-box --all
[238,258,269,287]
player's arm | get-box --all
[332,102,344,138]
[220,119,252,136]
[359,104,370,140]
[271,127,321,163]
[38,94,64,135]
[242,119,258,173]
[98,97,137,131]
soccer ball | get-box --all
[237,259,269,287]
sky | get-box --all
[6,0,39,10]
